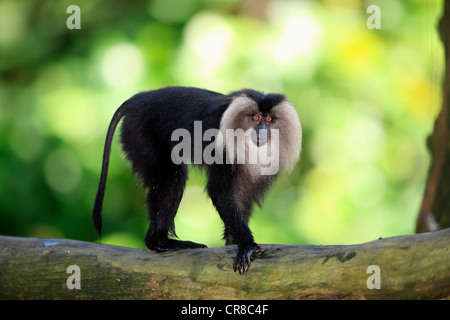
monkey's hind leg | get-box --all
[142,164,207,251]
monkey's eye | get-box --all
[265,116,273,122]
[252,114,261,121]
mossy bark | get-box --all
[1,229,448,300]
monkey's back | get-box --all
[119,87,228,166]
[126,87,226,132]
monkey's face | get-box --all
[248,112,273,147]
[222,96,273,140]
[221,96,274,148]
[219,94,302,176]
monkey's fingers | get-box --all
[233,254,250,274]
[233,244,264,274]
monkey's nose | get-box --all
[253,128,269,147]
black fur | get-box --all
[93,86,285,273]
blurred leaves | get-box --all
[0,0,443,248]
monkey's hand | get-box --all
[233,243,264,274]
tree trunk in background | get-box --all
[416,1,450,233]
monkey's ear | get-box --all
[272,100,302,173]
[216,96,253,163]
[220,96,257,131]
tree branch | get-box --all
[0,229,448,300]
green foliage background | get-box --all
[0,0,443,249]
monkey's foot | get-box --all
[233,243,264,274]
[147,238,207,252]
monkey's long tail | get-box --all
[92,105,126,238]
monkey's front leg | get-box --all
[224,218,264,273]
[220,210,264,273]
[207,166,264,273]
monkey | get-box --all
[92,86,302,273]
